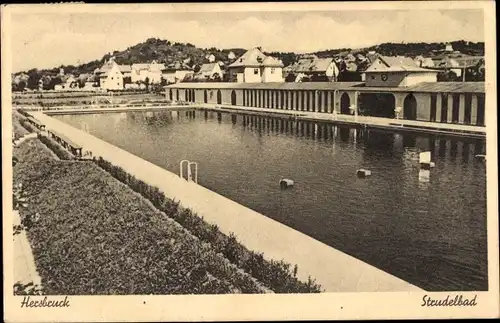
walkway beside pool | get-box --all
[32,111,422,292]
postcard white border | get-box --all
[2,1,498,321]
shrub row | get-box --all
[37,134,75,160]
[17,108,31,117]
[19,119,38,133]
[93,157,322,293]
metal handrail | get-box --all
[179,160,198,184]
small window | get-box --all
[254,68,259,75]
[271,68,275,74]
[371,75,375,80]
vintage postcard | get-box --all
[2,1,498,321]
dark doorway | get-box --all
[464,93,472,124]
[169,89,173,101]
[430,94,437,122]
[204,90,208,103]
[340,93,351,114]
[231,90,237,105]
[451,94,460,123]
[217,90,222,104]
[192,90,196,102]
[440,94,448,123]
[358,93,395,118]
[477,94,485,126]
[403,94,417,120]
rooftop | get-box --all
[229,48,283,68]
[288,57,335,73]
[365,55,438,73]
[165,81,485,93]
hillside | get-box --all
[312,40,484,58]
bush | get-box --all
[38,134,74,160]
[93,157,323,293]
[19,119,38,133]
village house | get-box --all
[227,47,284,83]
[286,55,340,82]
[95,59,124,90]
[195,62,223,81]
[131,60,165,84]
[162,62,194,84]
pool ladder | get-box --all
[179,160,198,184]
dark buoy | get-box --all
[280,178,294,189]
[356,169,372,178]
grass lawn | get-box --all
[13,139,269,295]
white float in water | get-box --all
[356,169,371,178]
[419,151,435,169]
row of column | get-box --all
[430,93,485,126]
[241,89,350,114]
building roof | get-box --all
[365,55,438,73]
[228,48,283,68]
[198,63,219,75]
[166,82,365,91]
[165,81,485,93]
[163,62,193,72]
[288,57,334,73]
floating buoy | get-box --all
[419,151,435,170]
[419,151,431,164]
[356,169,371,178]
[280,178,294,189]
[475,154,486,161]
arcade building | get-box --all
[166,56,486,126]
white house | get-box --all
[227,48,284,83]
[363,55,439,87]
[96,59,124,90]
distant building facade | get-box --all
[363,56,438,87]
[227,48,284,83]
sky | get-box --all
[9,7,485,73]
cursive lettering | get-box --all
[421,294,477,307]
[20,296,70,308]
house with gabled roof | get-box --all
[227,47,284,83]
[195,62,223,80]
[363,55,439,87]
[162,62,194,84]
[286,55,340,82]
[95,59,124,90]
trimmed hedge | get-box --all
[93,157,323,293]
[37,134,75,160]
[17,109,30,117]
[19,119,38,133]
